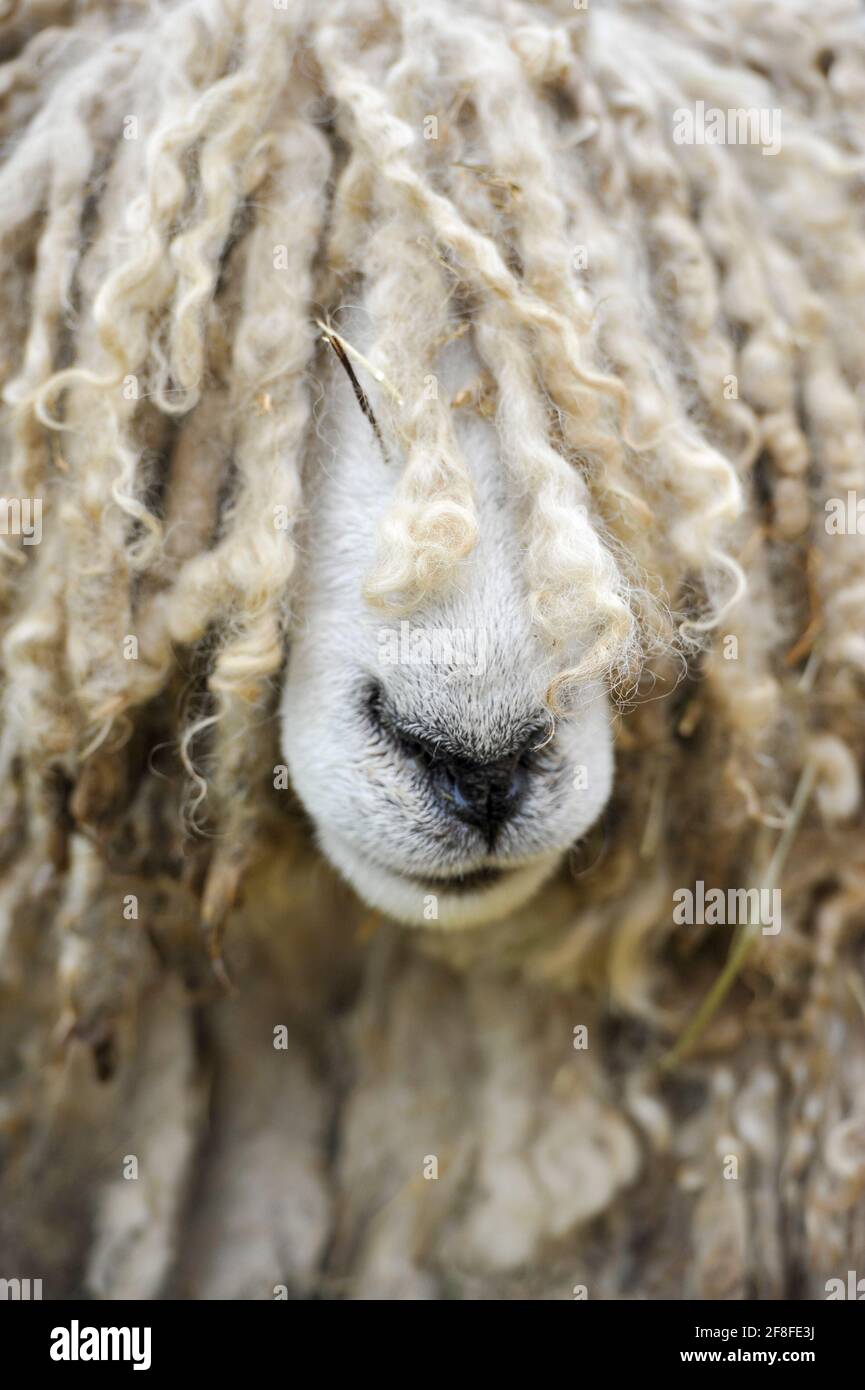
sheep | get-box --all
[1,0,864,1300]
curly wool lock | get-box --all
[1,0,865,1299]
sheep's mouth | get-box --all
[405,865,507,893]
[319,826,565,929]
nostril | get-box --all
[506,760,529,804]
[364,679,387,732]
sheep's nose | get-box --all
[430,754,528,841]
[364,681,542,844]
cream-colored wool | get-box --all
[1,0,865,1299]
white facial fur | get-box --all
[281,321,615,929]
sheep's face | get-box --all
[280,342,614,929]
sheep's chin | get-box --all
[318,829,562,930]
